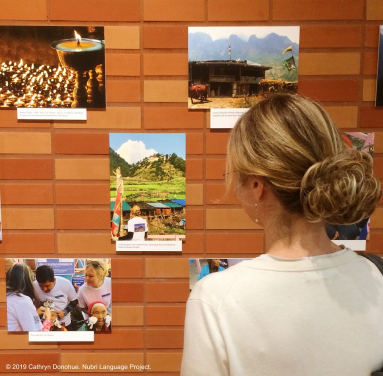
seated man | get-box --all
[33,265,78,331]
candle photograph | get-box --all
[0,26,105,109]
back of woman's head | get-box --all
[6,263,36,301]
[227,94,381,225]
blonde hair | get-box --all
[86,260,108,281]
[227,94,381,225]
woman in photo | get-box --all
[6,263,52,332]
[181,94,383,376]
[78,260,111,319]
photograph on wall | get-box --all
[6,258,111,342]
[189,259,251,291]
[188,26,299,113]
[325,132,374,251]
[0,26,105,109]
[376,26,383,106]
[110,133,186,252]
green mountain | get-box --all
[109,147,131,176]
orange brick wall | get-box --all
[0,0,382,373]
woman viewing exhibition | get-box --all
[181,94,383,376]
[6,263,52,331]
[78,260,111,318]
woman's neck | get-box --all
[263,214,341,259]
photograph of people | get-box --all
[33,264,78,331]
[181,94,383,376]
[197,259,225,281]
[78,301,111,332]
[120,205,148,241]
[6,263,52,332]
[6,258,112,334]
[78,260,111,319]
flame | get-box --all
[18,59,23,68]
[74,30,81,44]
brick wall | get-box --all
[0,0,382,373]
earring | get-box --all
[255,203,259,223]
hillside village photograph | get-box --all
[188,26,299,109]
[110,133,186,242]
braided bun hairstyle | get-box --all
[227,94,381,225]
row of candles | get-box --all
[0,60,77,107]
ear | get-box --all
[250,177,265,203]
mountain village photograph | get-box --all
[188,26,299,109]
[109,133,186,242]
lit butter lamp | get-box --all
[51,30,104,108]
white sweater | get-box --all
[181,249,383,376]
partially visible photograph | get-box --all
[110,133,186,245]
[376,26,383,106]
[325,132,374,243]
[188,26,299,109]
[189,259,251,291]
[6,258,111,334]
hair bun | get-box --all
[300,148,381,224]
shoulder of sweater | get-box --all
[189,262,251,309]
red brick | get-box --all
[144,0,204,21]
[61,329,144,349]
[0,184,53,205]
[186,208,204,230]
[0,111,49,128]
[0,159,52,180]
[0,234,54,254]
[113,282,144,302]
[0,353,59,372]
[206,233,264,254]
[208,0,269,21]
[0,307,6,326]
[298,79,359,102]
[112,258,143,279]
[206,133,229,155]
[206,183,239,205]
[365,25,380,48]
[54,133,108,155]
[183,232,204,254]
[300,25,362,48]
[364,52,378,75]
[186,159,203,180]
[55,184,109,205]
[146,282,189,303]
[360,106,383,128]
[147,306,186,326]
[56,209,109,230]
[106,80,141,103]
[106,53,140,77]
[144,108,204,129]
[186,133,204,155]
[370,208,383,228]
[144,53,188,76]
[147,329,184,348]
[206,159,226,180]
[147,352,182,372]
[0,0,47,20]
[49,0,140,21]
[373,157,383,178]
[143,26,188,49]
[145,258,189,278]
[367,233,383,254]
[273,0,363,20]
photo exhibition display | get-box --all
[110,133,186,252]
[0,26,105,117]
[188,26,300,128]
[6,258,111,342]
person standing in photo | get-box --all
[7,263,52,332]
[123,205,148,241]
[78,260,111,319]
[34,265,78,331]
